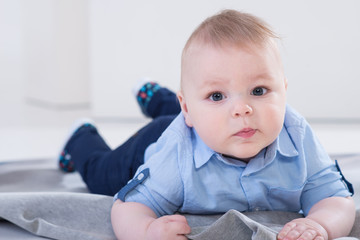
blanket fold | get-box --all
[186,209,278,239]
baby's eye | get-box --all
[251,87,268,96]
[209,92,224,101]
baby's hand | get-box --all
[277,218,328,240]
[146,214,191,240]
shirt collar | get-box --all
[256,125,298,171]
[193,129,215,169]
[274,126,299,158]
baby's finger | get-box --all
[162,215,191,234]
[165,214,189,224]
[167,219,191,235]
[298,229,317,240]
[278,222,296,239]
[285,224,310,240]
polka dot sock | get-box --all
[136,82,161,117]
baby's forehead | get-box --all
[180,38,284,88]
[183,37,280,62]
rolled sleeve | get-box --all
[301,164,351,215]
[300,124,351,215]
[120,129,186,217]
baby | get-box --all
[111,10,355,240]
[58,9,355,240]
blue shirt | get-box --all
[115,105,351,217]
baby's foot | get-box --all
[59,119,95,172]
[133,78,161,117]
[59,149,75,172]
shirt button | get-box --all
[137,173,144,180]
[254,207,261,211]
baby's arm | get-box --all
[277,196,355,240]
[111,199,191,240]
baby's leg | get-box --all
[59,115,176,196]
[135,82,181,118]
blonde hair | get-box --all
[183,9,278,51]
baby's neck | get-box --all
[221,154,252,163]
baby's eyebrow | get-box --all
[250,72,277,82]
[199,77,229,88]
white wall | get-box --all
[1,0,359,122]
[0,0,90,114]
[277,1,360,120]
[0,0,24,123]
[88,0,193,118]
[89,0,360,120]
[23,0,90,108]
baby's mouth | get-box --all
[235,128,257,138]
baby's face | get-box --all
[178,42,287,161]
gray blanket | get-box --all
[0,155,360,240]
[0,192,359,240]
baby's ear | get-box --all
[284,77,288,90]
[177,91,193,127]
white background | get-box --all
[1,0,360,121]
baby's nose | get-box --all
[232,101,253,117]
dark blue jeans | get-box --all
[66,88,181,195]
